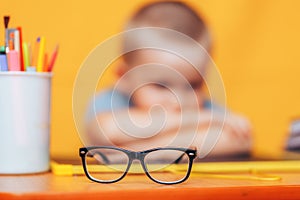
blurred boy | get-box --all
[86,1,252,157]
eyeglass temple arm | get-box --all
[174,153,185,164]
[174,148,197,163]
[87,151,110,164]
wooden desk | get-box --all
[1,172,300,200]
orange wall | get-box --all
[1,0,300,158]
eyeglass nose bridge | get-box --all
[128,151,143,161]
[125,152,147,174]
[126,151,147,171]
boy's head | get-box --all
[123,1,211,58]
[116,1,212,111]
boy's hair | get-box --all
[122,1,211,63]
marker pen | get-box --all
[7,50,20,71]
[0,46,8,71]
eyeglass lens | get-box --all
[85,148,129,182]
[144,149,190,183]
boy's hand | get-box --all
[223,113,252,140]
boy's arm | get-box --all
[120,127,251,157]
[85,108,203,146]
[117,112,252,156]
[86,108,252,157]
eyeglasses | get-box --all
[79,146,197,184]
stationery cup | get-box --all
[0,72,52,174]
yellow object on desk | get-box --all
[51,160,300,181]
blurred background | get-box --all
[1,0,300,159]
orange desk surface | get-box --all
[1,172,300,200]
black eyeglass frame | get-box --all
[79,146,197,185]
